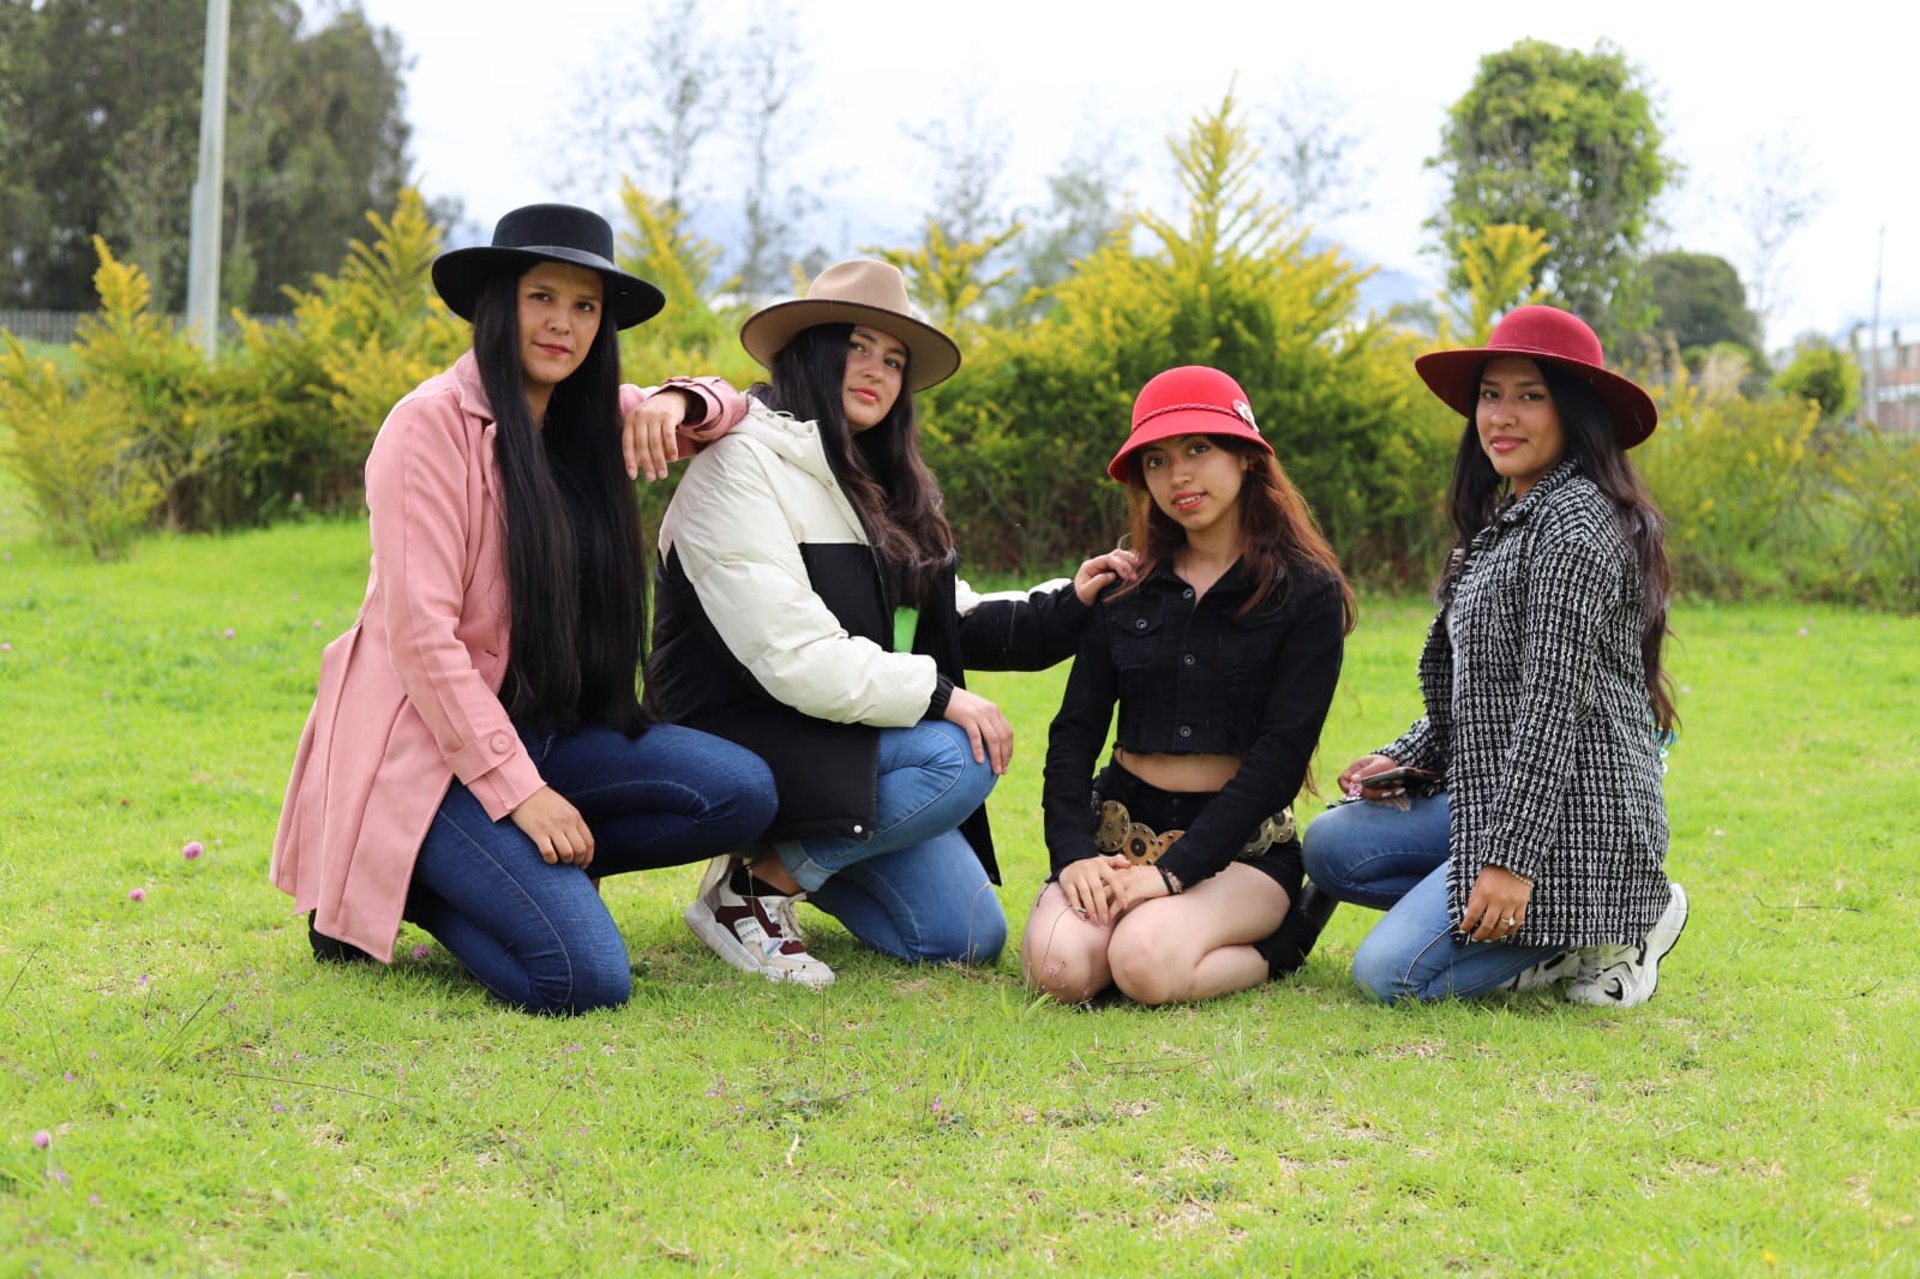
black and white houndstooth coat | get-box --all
[1383,459,1672,948]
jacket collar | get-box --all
[1492,457,1583,529]
[1141,554,1256,599]
[449,350,502,500]
[738,394,838,488]
[451,350,497,426]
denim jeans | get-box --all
[1303,793,1561,1002]
[776,720,1006,966]
[407,723,776,1014]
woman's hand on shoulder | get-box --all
[1071,547,1141,605]
[623,389,698,482]
[1338,753,1400,798]
[510,786,595,869]
[942,687,1013,775]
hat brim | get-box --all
[432,245,666,330]
[1415,346,1658,448]
[1106,410,1273,481]
[739,299,961,392]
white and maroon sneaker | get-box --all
[684,856,835,988]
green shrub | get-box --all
[0,331,161,558]
[68,238,234,531]
[0,239,216,554]
[228,189,467,520]
[1639,370,1824,599]
[914,92,1458,583]
[1823,429,1920,607]
[1772,340,1860,424]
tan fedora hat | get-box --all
[739,260,961,392]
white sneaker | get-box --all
[1501,948,1582,991]
[684,856,835,989]
[1566,882,1689,1008]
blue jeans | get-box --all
[1303,793,1561,1002]
[407,724,776,1014]
[775,720,1006,966]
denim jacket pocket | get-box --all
[1106,602,1166,670]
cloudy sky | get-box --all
[360,0,1919,351]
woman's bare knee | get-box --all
[1108,928,1188,1006]
[1020,926,1109,1003]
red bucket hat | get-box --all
[1414,305,1658,448]
[1107,366,1274,481]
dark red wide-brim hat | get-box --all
[1414,305,1659,448]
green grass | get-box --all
[2,511,1917,1275]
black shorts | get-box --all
[1054,759,1304,898]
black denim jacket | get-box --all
[1041,559,1346,884]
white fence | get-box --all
[0,311,94,345]
[0,310,277,346]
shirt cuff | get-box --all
[925,673,955,720]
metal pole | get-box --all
[1865,224,1884,431]
[184,0,231,358]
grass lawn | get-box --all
[2,504,1916,1275]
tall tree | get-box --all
[1643,250,1764,365]
[1265,77,1370,227]
[0,0,411,313]
[1737,136,1824,338]
[1439,223,1551,344]
[1428,39,1676,338]
[1005,138,1129,319]
[909,93,1012,248]
[733,0,813,299]
[557,0,719,217]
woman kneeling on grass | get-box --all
[270,204,777,1015]
[1303,305,1688,1006]
[1021,366,1355,1006]
[646,261,1132,988]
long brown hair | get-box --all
[1117,436,1356,633]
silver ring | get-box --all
[1501,915,1517,927]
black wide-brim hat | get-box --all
[431,203,665,330]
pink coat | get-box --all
[269,352,743,961]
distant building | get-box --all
[1860,327,1920,435]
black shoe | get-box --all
[309,911,374,965]
[1254,881,1340,980]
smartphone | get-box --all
[1357,766,1439,790]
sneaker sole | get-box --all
[684,900,836,989]
[1569,882,1689,1008]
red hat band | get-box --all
[1414,305,1659,448]
[1108,366,1273,481]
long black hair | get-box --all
[471,268,647,736]
[1438,361,1676,733]
[755,322,954,604]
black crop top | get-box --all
[1041,558,1346,884]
